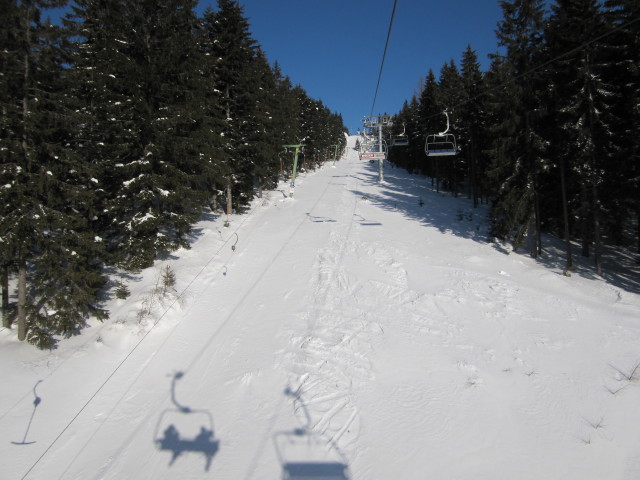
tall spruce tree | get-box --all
[489,0,548,257]
[386,99,417,173]
[1,0,108,348]
[207,0,261,215]
[437,60,464,196]
[546,0,614,275]
[67,0,207,270]
[419,70,441,185]
[459,45,487,207]
[197,7,231,213]
[604,0,640,259]
[0,0,22,326]
[270,63,301,179]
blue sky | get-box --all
[196,0,507,134]
[48,1,508,135]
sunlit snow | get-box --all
[1,137,639,480]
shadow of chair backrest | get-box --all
[274,386,351,479]
[154,372,219,471]
[275,429,351,480]
[283,461,350,480]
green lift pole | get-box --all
[330,144,339,166]
[283,144,304,198]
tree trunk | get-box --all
[226,180,232,216]
[210,183,217,212]
[535,188,542,257]
[21,11,31,171]
[1,266,9,328]
[559,156,573,272]
[452,158,458,198]
[580,183,590,257]
[471,146,478,208]
[636,206,640,263]
[528,213,538,259]
[593,182,603,276]
[18,262,26,341]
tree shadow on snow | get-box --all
[356,160,640,295]
[154,372,219,471]
[353,160,491,241]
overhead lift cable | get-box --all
[423,13,640,123]
[370,0,399,115]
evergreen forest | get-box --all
[2,0,639,349]
[387,0,639,279]
[0,0,346,348]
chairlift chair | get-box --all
[391,136,409,147]
[425,111,458,157]
[390,123,409,147]
[359,138,387,161]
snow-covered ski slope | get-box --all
[2,136,640,480]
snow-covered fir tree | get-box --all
[67,0,208,270]
[488,0,548,257]
[1,0,108,348]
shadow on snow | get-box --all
[273,386,351,480]
[154,371,219,471]
[356,159,640,294]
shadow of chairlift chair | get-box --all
[154,372,219,471]
[273,386,351,480]
[425,111,459,157]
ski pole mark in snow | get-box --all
[282,166,375,453]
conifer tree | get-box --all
[604,0,640,258]
[386,99,417,173]
[206,0,261,215]
[297,91,322,165]
[437,60,464,196]
[67,0,207,270]
[0,0,22,326]
[1,0,108,348]
[489,0,548,257]
[270,63,301,179]
[197,7,231,213]
[419,70,441,183]
[459,45,487,207]
[546,0,613,275]
[244,48,282,199]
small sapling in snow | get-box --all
[115,280,130,300]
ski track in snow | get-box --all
[1,137,640,480]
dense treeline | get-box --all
[388,0,638,276]
[0,0,346,348]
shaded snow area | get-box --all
[2,136,640,479]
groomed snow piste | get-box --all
[2,136,639,480]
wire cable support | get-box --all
[424,13,640,122]
[370,0,399,116]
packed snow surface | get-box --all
[2,136,640,479]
